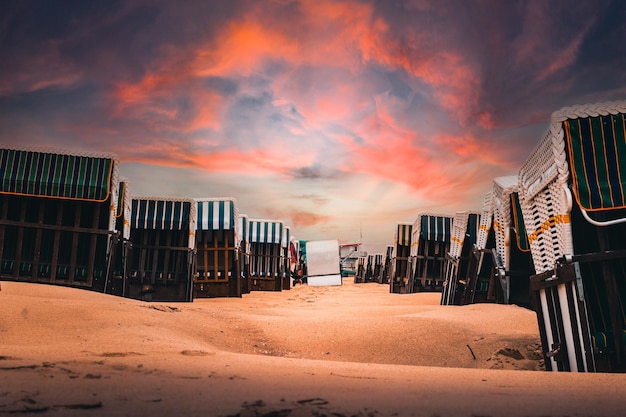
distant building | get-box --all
[339,242,366,276]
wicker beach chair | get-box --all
[410,213,454,292]
[520,100,626,372]
[390,223,413,294]
[127,196,196,302]
[247,218,284,291]
[440,211,481,305]
[0,147,119,292]
[193,198,241,298]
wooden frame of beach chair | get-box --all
[490,176,535,307]
[105,178,132,297]
[126,196,196,302]
[281,227,292,290]
[390,223,413,294]
[372,254,384,283]
[238,214,251,294]
[380,245,393,284]
[459,191,498,305]
[193,198,241,298]
[440,211,481,305]
[520,100,626,372]
[0,147,119,292]
[247,219,284,291]
[353,256,366,283]
[410,213,454,293]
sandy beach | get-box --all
[1,279,625,417]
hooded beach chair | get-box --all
[458,191,499,305]
[489,176,535,307]
[410,213,454,292]
[194,198,241,298]
[0,147,119,291]
[390,223,413,293]
[353,256,367,283]
[247,218,284,291]
[520,100,626,372]
[127,196,196,302]
[440,211,481,305]
[106,178,132,296]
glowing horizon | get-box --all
[1,0,625,253]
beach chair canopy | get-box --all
[0,147,117,202]
[475,191,494,251]
[410,213,453,257]
[519,100,626,272]
[492,176,519,270]
[196,198,238,231]
[131,197,195,231]
[394,223,412,247]
[247,219,284,244]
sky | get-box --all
[1,0,626,254]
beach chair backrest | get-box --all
[410,213,453,257]
[492,176,519,271]
[475,190,494,251]
[195,197,239,247]
[131,196,196,249]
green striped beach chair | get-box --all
[410,213,454,292]
[0,147,119,291]
[520,100,626,372]
[390,223,413,294]
[440,211,480,305]
[247,218,284,291]
[194,198,241,298]
[127,196,196,302]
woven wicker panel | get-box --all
[448,212,469,259]
[475,191,493,251]
[520,175,573,274]
[492,176,519,270]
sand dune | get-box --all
[1,279,625,417]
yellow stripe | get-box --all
[527,214,570,244]
[451,236,462,244]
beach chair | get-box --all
[390,223,413,294]
[238,214,251,294]
[281,227,292,290]
[410,213,454,292]
[440,211,481,305]
[0,147,119,292]
[520,100,626,372]
[247,218,284,291]
[194,198,241,298]
[353,256,367,283]
[105,178,132,297]
[490,176,535,307]
[380,246,393,284]
[127,196,196,302]
[372,254,384,283]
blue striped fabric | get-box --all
[396,224,412,246]
[196,199,235,230]
[248,219,284,244]
[131,198,191,230]
[239,215,248,243]
[420,215,453,242]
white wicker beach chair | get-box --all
[519,99,626,372]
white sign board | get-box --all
[305,239,342,286]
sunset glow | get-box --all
[1,0,625,252]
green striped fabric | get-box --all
[131,198,191,230]
[510,192,530,252]
[0,148,113,201]
[564,113,626,210]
